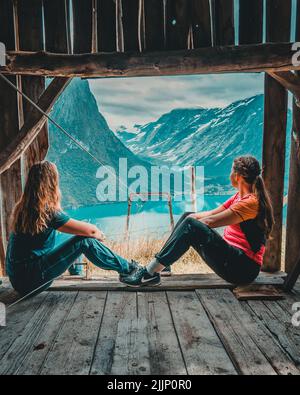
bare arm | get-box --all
[200,209,242,228]
[189,204,227,220]
[57,219,105,242]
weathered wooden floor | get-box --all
[0,275,299,375]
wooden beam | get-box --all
[211,0,234,46]
[191,0,212,48]
[268,71,300,106]
[239,0,263,45]
[0,77,71,176]
[0,0,23,276]
[262,0,291,272]
[285,1,300,275]
[2,43,300,78]
[17,0,49,173]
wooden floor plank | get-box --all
[15,292,78,375]
[0,292,69,375]
[109,307,151,375]
[167,292,237,375]
[137,292,187,375]
[242,302,300,375]
[196,289,277,375]
[247,300,300,367]
[90,291,137,375]
[49,272,285,292]
[40,291,107,375]
[0,293,48,362]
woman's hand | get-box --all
[58,219,106,241]
[93,228,106,242]
[188,212,206,220]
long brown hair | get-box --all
[233,156,275,238]
[11,161,62,235]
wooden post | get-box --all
[190,166,197,213]
[285,0,300,274]
[0,0,23,276]
[17,0,49,175]
[262,0,291,272]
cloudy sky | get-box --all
[89,73,265,131]
[88,0,297,132]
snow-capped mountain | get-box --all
[47,79,148,207]
[116,95,292,185]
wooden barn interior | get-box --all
[0,0,300,375]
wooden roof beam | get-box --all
[268,71,300,107]
[1,43,300,78]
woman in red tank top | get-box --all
[122,156,275,288]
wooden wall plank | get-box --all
[0,0,22,275]
[211,0,235,46]
[72,0,93,53]
[262,0,291,272]
[97,0,117,52]
[143,0,165,51]
[191,0,212,48]
[17,0,49,175]
[44,0,70,53]
[166,0,191,50]
[120,0,140,51]
[285,1,300,274]
[239,0,263,45]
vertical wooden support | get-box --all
[97,0,117,52]
[191,0,212,48]
[0,0,22,275]
[72,0,93,53]
[17,0,49,175]
[239,0,263,45]
[143,0,165,51]
[211,0,234,46]
[165,0,191,50]
[120,0,140,51]
[285,1,300,274]
[262,0,291,272]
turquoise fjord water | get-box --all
[57,195,287,243]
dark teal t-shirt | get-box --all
[6,211,70,275]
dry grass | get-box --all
[86,226,287,277]
[87,236,213,276]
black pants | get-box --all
[156,213,261,286]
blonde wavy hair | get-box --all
[11,161,62,235]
